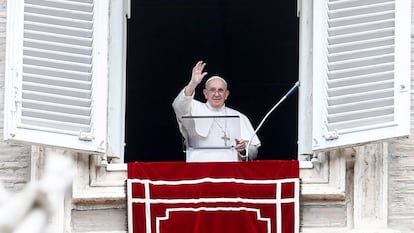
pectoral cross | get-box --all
[221,133,231,146]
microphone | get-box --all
[243,81,300,161]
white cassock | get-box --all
[172,89,261,162]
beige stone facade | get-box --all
[0,1,414,232]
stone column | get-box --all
[31,147,76,233]
[351,143,399,233]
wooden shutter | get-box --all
[4,0,110,153]
[312,0,411,151]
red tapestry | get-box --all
[127,160,299,233]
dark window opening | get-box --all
[125,0,299,162]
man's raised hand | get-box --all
[184,61,208,96]
[190,61,208,85]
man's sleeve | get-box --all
[172,88,194,119]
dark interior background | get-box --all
[125,0,299,162]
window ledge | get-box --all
[299,160,313,169]
[107,161,312,171]
[78,157,344,203]
[106,163,127,171]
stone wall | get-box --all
[389,139,414,233]
[386,2,414,232]
[0,0,31,192]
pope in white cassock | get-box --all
[172,61,261,162]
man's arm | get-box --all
[172,61,208,117]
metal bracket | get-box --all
[78,131,94,141]
[324,130,339,140]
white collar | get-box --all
[205,102,226,112]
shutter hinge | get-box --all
[297,0,301,17]
[400,83,408,92]
[124,0,131,19]
[97,140,105,152]
[323,130,339,140]
[78,131,94,141]
[12,85,21,113]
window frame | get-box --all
[4,0,410,164]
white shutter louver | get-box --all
[312,0,410,151]
[23,0,94,135]
[5,0,110,153]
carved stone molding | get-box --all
[351,143,400,233]
[72,154,127,204]
[300,150,348,200]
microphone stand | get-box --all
[244,81,300,161]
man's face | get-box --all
[203,78,230,109]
